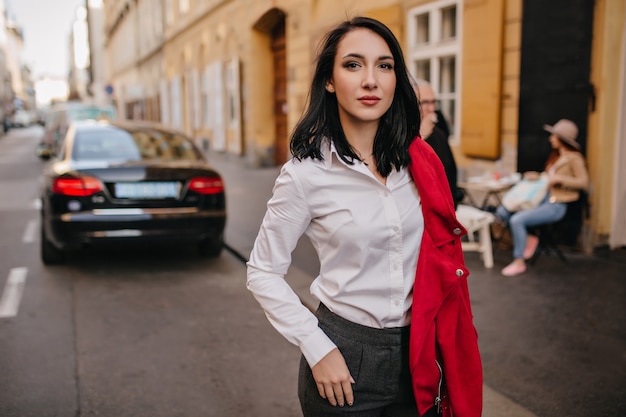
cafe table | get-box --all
[458,173,521,210]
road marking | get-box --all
[0,267,28,318]
[22,219,37,243]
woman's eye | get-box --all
[343,62,361,69]
[379,62,394,70]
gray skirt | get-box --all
[298,303,426,417]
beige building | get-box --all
[102,0,625,250]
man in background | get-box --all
[412,78,464,208]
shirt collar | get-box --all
[324,139,405,184]
[324,139,352,170]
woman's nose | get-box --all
[361,68,377,89]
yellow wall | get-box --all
[587,0,626,244]
[112,0,625,248]
[499,0,522,171]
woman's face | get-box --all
[326,28,396,129]
[549,134,562,149]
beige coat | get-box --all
[547,151,589,203]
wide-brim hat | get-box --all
[543,119,580,149]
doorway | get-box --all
[517,0,595,172]
[517,0,595,246]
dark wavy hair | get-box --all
[289,16,420,177]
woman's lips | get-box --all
[358,96,381,106]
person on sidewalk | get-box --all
[246,16,482,417]
[496,119,589,276]
[411,78,463,209]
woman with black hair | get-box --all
[247,16,482,417]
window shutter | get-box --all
[460,0,505,158]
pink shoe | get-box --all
[524,235,540,260]
[501,261,527,276]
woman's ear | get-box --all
[325,81,335,93]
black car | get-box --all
[39,120,226,264]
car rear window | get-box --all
[72,128,202,162]
[73,130,141,161]
[67,106,117,122]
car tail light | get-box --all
[52,176,103,196]
[188,177,224,195]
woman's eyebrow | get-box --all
[341,53,394,61]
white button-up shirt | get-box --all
[247,142,424,367]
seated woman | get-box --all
[496,119,589,276]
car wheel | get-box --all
[198,237,223,258]
[41,224,65,265]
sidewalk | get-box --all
[205,149,625,417]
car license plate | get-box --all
[115,182,180,199]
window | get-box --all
[408,0,461,139]
[170,75,183,129]
[440,5,457,40]
[202,61,226,151]
[164,0,173,26]
[73,129,141,161]
[179,0,190,15]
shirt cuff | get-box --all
[299,326,337,368]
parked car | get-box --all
[11,109,34,127]
[36,102,117,158]
[40,120,226,264]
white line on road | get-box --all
[0,267,28,318]
[22,219,37,243]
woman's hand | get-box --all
[311,348,355,407]
[547,173,562,187]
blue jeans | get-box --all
[496,194,567,260]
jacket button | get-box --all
[453,227,462,235]
[455,269,464,277]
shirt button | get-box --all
[453,227,462,235]
[455,269,464,277]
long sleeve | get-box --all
[246,163,336,367]
[554,153,588,190]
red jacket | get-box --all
[408,138,483,417]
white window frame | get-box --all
[407,0,462,143]
[170,75,183,130]
[191,69,201,130]
[203,61,225,151]
[225,57,242,154]
[183,67,200,133]
[179,0,190,15]
[201,67,211,128]
[164,0,174,26]
[159,79,170,125]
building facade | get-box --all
[101,0,626,250]
[0,7,14,126]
